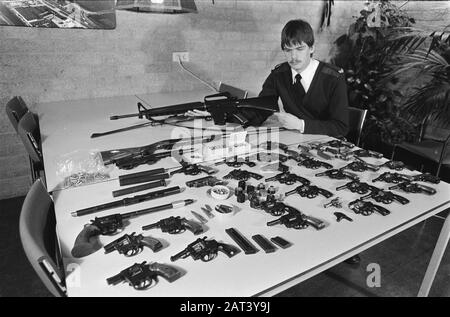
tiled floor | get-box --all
[1,196,449,297]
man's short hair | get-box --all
[281,19,315,50]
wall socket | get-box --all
[172,52,189,62]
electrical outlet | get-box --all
[172,51,189,62]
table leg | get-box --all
[418,211,450,296]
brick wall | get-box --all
[0,0,448,199]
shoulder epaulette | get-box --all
[271,62,289,73]
[274,63,283,70]
[321,63,345,77]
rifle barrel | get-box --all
[71,186,182,217]
[123,199,195,220]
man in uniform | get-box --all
[258,18,349,137]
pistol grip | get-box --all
[71,224,102,258]
[183,219,204,235]
[141,236,163,252]
[149,263,182,283]
[304,215,326,230]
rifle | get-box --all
[71,186,182,217]
[103,232,163,256]
[118,162,217,186]
[170,237,240,262]
[100,135,216,170]
[71,199,194,258]
[106,261,182,290]
[142,216,204,235]
[110,93,278,128]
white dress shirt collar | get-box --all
[291,58,319,93]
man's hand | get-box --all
[272,112,304,132]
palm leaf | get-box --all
[403,80,450,126]
[388,27,450,53]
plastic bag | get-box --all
[55,149,113,189]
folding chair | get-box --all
[391,115,450,178]
[17,112,44,182]
[346,107,368,147]
[5,96,29,132]
[218,82,248,99]
[19,179,66,297]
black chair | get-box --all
[19,179,66,297]
[346,107,368,147]
[218,82,248,99]
[391,115,450,178]
[17,112,45,183]
[5,96,29,132]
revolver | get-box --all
[378,160,406,171]
[411,173,440,184]
[343,157,380,172]
[348,199,391,216]
[170,161,217,176]
[265,172,311,185]
[297,157,334,170]
[142,216,204,235]
[319,146,353,160]
[170,236,240,262]
[323,139,355,149]
[224,169,263,181]
[372,172,412,184]
[267,208,326,230]
[104,232,163,257]
[259,201,292,216]
[361,189,410,205]
[351,149,383,159]
[186,176,227,188]
[315,169,359,181]
[285,184,333,199]
[336,180,378,195]
[388,182,437,195]
[106,261,182,290]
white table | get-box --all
[52,142,450,297]
[36,91,450,296]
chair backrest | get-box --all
[19,179,66,297]
[218,82,248,99]
[420,115,450,143]
[17,111,42,164]
[347,107,368,147]
[5,96,29,132]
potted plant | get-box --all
[330,0,420,155]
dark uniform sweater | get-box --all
[258,61,349,137]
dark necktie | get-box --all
[292,74,306,111]
[294,74,306,98]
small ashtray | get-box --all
[208,185,233,200]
